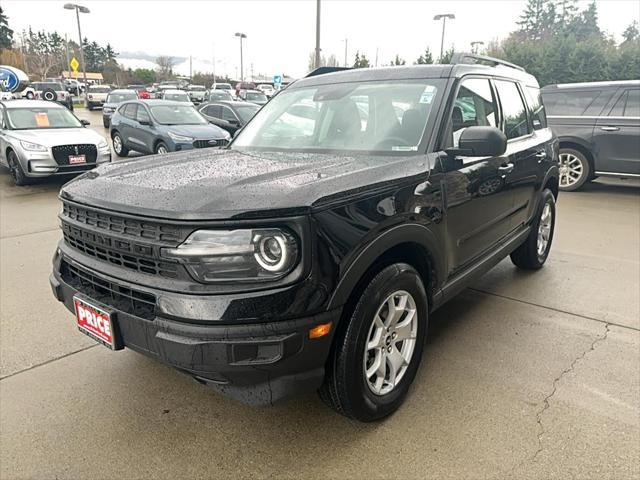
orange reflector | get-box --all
[309,322,332,339]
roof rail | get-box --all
[450,52,525,72]
[305,66,352,78]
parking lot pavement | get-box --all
[1,140,638,478]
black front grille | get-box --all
[61,260,156,321]
[62,202,181,243]
[193,139,228,149]
[62,222,180,278]
[52,144,97,165]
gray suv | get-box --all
[542,80,640,190]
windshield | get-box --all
[236,105,260,122]
[150,105,207,125]
[189,86,205,91]
[164,92,190,102]
[215,84,231,90]
[211,92,232,101]
[6,107,82,130]
[106,92,138,103]
[246,92,267,102]
[233,79,443,153]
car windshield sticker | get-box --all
[35,112,50,127]
[420,85,436,104]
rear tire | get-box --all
[319,263,428,422]
[112,132,129,157]
[558,148,590,191]
[7,150,30,186]
[41,88,57,102]
[510,188,556,270]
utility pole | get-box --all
[314,0,321,69]
[64,34,71,81]
[375,47,379,67]
[189,55,192,81]
[433,13,455,62]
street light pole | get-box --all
[433,13,455,62]
[314,0,321,69]
[343,38,348,67]
[64,3,90,92]
[235,32,247,82]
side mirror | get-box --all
[80,119,90,126]
[139,119,151,126]
[229,119,240,126]
[446,126,507,157]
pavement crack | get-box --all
[531,322,611,462]
[0,344,98,381]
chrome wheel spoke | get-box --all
[363,290,418,396]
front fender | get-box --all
[327,223,445,310]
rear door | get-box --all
[441,77,515,273]
[493,79,550,229]
[593,87,640,175]
[135,104,156,153]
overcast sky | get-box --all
[3,0,639,79]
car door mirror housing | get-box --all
[80,119,90,126]
[446,126,507,157]
[139,119,151,126]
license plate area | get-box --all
[74,295,123,350]
[69,154,86,165]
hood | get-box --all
[61,149,429,220]
[163,123,228,140]
[10,127,104,147]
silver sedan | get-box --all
[0,100,111,185]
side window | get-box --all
[623,89,639,117]
[542,90,602,116]
[136,106,150,123]
[122,103,137,119]
[0,109,5,129]
[206,105,222,118]
[494,80,531,140]
[222,106,237,122]
[525,86,547,130]
[450,78,497,147]
[609,91,627,116]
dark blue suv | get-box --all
[109,100,230,156]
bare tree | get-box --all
[155,55,175,80]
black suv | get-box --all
[50,54,559,421]
[542,80,639,191]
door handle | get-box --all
[498,163,514,175]
[535,151,547,163]
[600,126,620,131]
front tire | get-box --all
[558,148,590,191]
[155,142,169,155]
[510,188,556,270]
[319,263,428,422]
[7,150,30,186]
[112,132,129,157]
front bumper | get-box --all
[50,252,340,406]
[17,147,111,178]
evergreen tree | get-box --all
[621,21,639,43]
[390,54,406,66]
[415,48,434,65]
[353,51,370,68]
[0,6,13,50]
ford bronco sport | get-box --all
[50,54,559,422]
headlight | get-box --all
[222,130,231,140]
[162,229,299,283]
[20,140,47,152]
[97,139,109,149]
[167,131,194,142]
[103,107,113,113]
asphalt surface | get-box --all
[1,109,639,479]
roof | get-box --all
[202,100,257,108]
[162,89,188,94]
[292,63,539,89]
[107,89,137,94]
[130,99,187,106]
[542,79,640,91]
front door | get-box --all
[593,88,640,175]
[441,77,515,274]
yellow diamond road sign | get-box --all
[70,57,79,72]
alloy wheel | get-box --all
[113,135,122,154]
[157,145,168,154]
[558,152,584,188]
[537,201,553,257]
[363,290,418,396]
